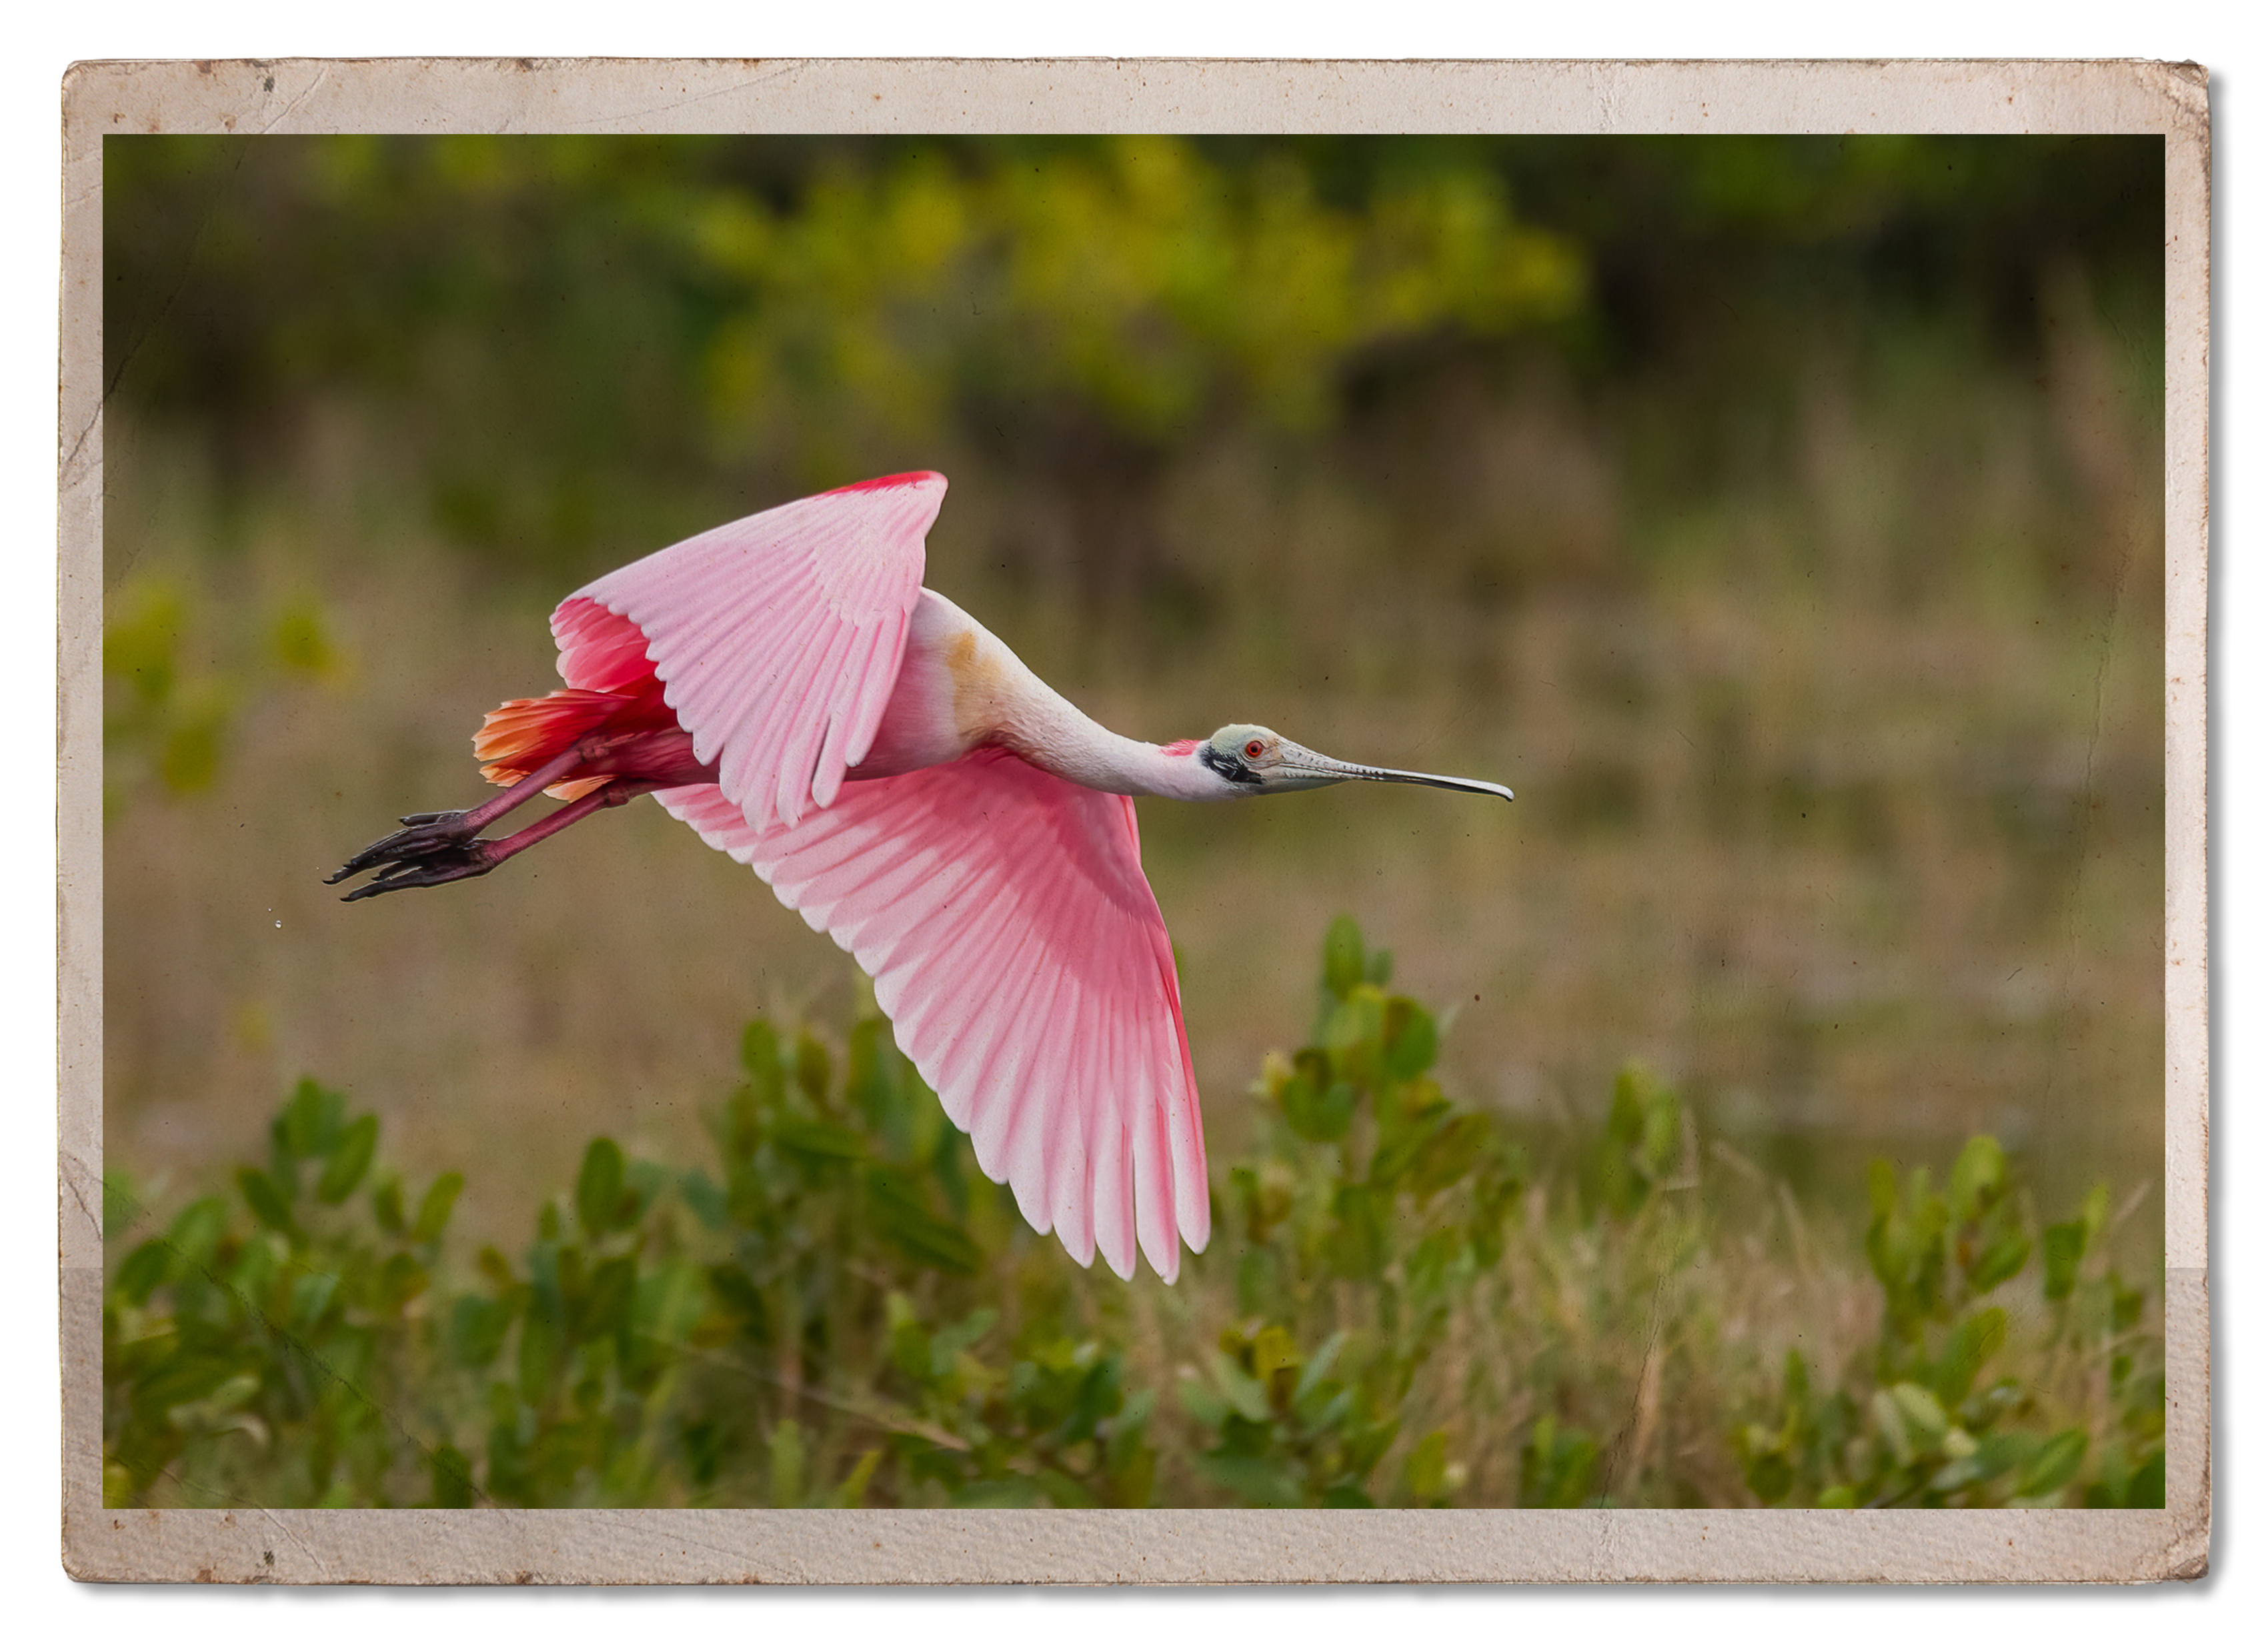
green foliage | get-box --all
[102,574,341,811]
[104,922,2163,1511]
[1583,1064,1687,1220]
[877,1297,1158,1508]
[1195,915,1531,1506]
[104,1079,462,1506]
[102,581,231,803]
[1520,1416,1602,1509]
[103,1005,1152,1508]
[105,136,1582,594]
[104,135,2159,615]
[1731,1143,2163,1508]
[1865,1136,2033,1348]
[694,137,1581,453]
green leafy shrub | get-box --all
[1731,1141,2163,1508]
[1184,916,1526,1506]
[103,920,2163,1510]
[104,1078,462,1506]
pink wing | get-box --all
[555,473,943,830]
[654,749,1212,1282]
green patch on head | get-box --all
[1209,724,1276,757]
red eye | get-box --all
[1244,739,1266,759]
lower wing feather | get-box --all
[653,747,1210,1280]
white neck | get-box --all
[1026,728,1233,801]
[880,589,1236,800]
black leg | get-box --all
[326,743,594,888]
[330,776,664,900]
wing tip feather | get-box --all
[823,469,948,498]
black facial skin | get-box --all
[1199,743,1266,787]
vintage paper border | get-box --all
[57,55,2210,1584]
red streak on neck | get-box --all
[1160,738,1202,756]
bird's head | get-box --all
[1194,723,1513,802]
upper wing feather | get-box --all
[555,473,943,830]
[652,749,1212,1281]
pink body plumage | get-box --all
[472,472,1212,1280]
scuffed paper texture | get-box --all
[57,55,2209,1584]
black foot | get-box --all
[337,841,501,902]
[327,810,487,894]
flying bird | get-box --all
[328,472,1510,1280]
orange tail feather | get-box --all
[475,686,656,799]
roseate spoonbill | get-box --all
[329,472,1510,1280]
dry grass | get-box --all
[100,325,2165,1272]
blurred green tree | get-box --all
[107,134,1581,599]
[106,133,2158,604]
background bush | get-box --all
[105,920,2162,1510]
